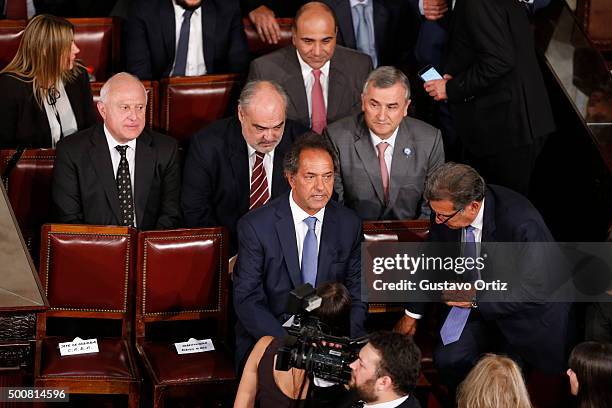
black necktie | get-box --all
[115,145,134,226]
[173,9,194,76]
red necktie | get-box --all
[249,151,270,210]
[6,0,27,18]
[376,142,389,204]
[311,69,327,134]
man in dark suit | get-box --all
[52,72,181,230]
[327,66,444,221]
[423,0,555,196]
[233,132,366,365]
[247,1,372,133]
[395,163,571,391]
[322,0,417,70]
[125,0,249,80]
[182,80,308,255]
[347,331,422,408]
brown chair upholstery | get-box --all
[0,20,26,70]
[243,17,294,58]
[0,149,55,261]
[159,74,241,147]
[90,80,159,129]
[577,0,612,54]
[69,18,120,81]
[35,224,140,407]
[135,228,236,408]
[363,220,430,314]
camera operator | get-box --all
[234,282,352,408]
[347,331,422,408]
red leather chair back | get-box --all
[136,228,229,339]
[39,224,137,325]
[0,20,26,70]
[243,18,294,58]
[90,80,158,129]
[363,220,431,242]
[69,18,120,81]
[0,149,55,257]
[159,74,241,147]
[5,0,28,19]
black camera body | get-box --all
[275,284,367,384]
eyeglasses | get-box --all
[432,208,462,225]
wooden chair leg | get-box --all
[153,387,164,408]
[128,389,140,408]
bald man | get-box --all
[247,1,372,133]
[181,80,308,254]
[52,72,182,230]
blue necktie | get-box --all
[440,226,476,345]
[173,9,194,76]
[354,3,376,67]
[301,217,318,286]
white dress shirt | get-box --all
[296,51,330,126]
[405,198,485,319]
[171,1,207,76]
[289,190,325,266]
[104,124,137,227]
[364,395,410,408]
[247,145,274,198]
[43,80,78,147]
[369,127,399,177]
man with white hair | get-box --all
[52,72,182,229]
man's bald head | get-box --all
[99,72,147,104]
[294,1,337,31]
[292,2,338,70]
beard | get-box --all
[354,378,378,403]
[175,0,202,11]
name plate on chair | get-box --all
[59,337,99,356]
[174,338,215,354]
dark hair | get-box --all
[568,341,612,408]
[312,282,352,336]
[424,162,486,210]
[283,131,338,175]
[367,331,421,395]
[293,1,338,31]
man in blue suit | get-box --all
[233,132,367,366]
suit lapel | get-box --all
[317,202,338,285]
[274,196,301,288]
[88,126,122,223]
[134,131,155,228]
[228,121,249,213]
[283,48,310,126]
[387,120,413,207]
[160,0,175,74]
[353,117,385,204]
[334,0,356,48]
[201,1,216,72]
[328,53,349,121]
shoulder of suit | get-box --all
[252,45,294,66]
[333,46,373,66]
[326,114,361,140]
[143,128,179,148]
[401,116,441,135]
[327,199,362,226]
[55,125,97,151]
[191,117,237,146]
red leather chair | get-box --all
[35,224,140,407]
[159,74,241,147]
[0,149,55,261]
[242,17,294,58]
[90,80,159,129]
[135,228,236,408]
[0,20,26,70]
[363,219,431,243]
[69,18,120,81]
[5,0,28,19]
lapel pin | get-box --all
[403,147,412,156]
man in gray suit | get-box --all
[247,1,372,133]
[327,66,444,220]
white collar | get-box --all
[350,0,370,7]
[172,1,201,17]
[470,197,485,231]
[289,190,325,227]
[103,124,137,150]
[296,49,331,79]
[364,395,409,408]
[246,144,275,160]
[369,126,399,150]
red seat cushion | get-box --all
[40,337,134,379]
[139,341,235,385]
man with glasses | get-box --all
[394,162,571,394]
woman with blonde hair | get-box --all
[457,354,532,408]
[0,14,96,149]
